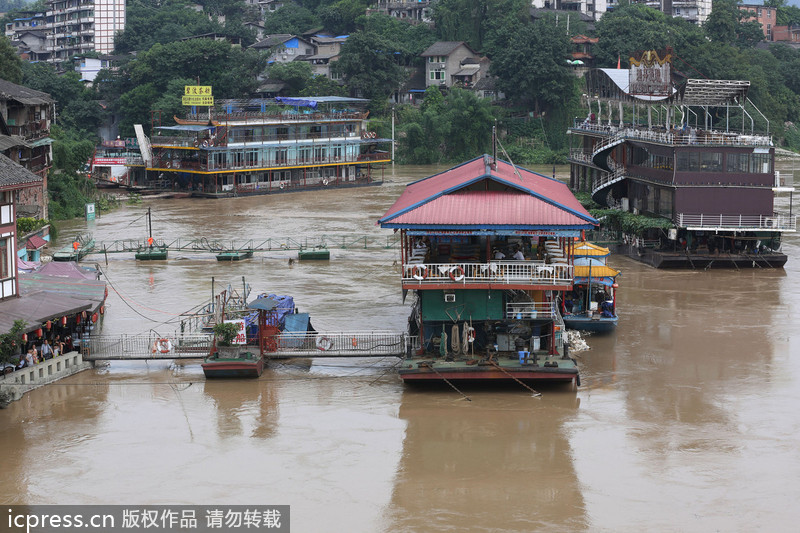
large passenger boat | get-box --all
[379,154,598,387]
[127,96,390,197]
[568,49,796,268]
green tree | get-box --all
[262,4,321,35]
[0,320,25,365]
[398,87,495,164]
[114,0,221,54]
[0,35,22,83]
[300,75,347,97]
[334,31,407,107]
[318,0,370,36]
[268,61,314,94]
[486,14,573,112]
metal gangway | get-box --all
[84,234,400,257]
[80,331,410,361]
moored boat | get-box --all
[202,349,264,378]
[568,49,796,268]
[379,153,598,387]
[127,96,390,196]
[562,242,620,333]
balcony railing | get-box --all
[506,301,557,320]
[571,120,772,147]
[676,213,797,231]
[402,261,573,286]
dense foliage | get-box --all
[7,0,800,193]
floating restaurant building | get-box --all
[127,96,390,197]
[379,154,597,386]
[569,49,796,268]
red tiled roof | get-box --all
[379,155,596,230]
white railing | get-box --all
[506,301,557,320]
[676,213,797,231]
[591,165,626,196]
[402,261,573,286]
[572,120,772,147]
[269,331,407,357]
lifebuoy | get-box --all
[202,140,209,147]
[370,131,376,139]
[316,335,333,351]
[279,182,285,189]
[322,178,329,186]
[152,338,172,354]
[411,265,428,281]
[467,327,476,343]
[449,265,466,282]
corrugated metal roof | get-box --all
[379,155,597,230]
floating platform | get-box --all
[399,353,579,385]
[53,240,95,262]
[610,243,788,269]
[202,350,264,378]
[216,250,254,261]
[135,247,168,260]
[298,248,330,260]
[563,313,618,333]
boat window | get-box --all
[275,149,287,164]
[700,152,722,171]
[750,152,771,174]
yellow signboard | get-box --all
[184,85,212,96]
[182,95,214,106]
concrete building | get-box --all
[739,4,778,40]
[5,0,125,63]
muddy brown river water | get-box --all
[1,164,799,532]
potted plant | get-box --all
[213,322,241,357]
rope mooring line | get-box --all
[488,360,542,397]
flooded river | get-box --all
[1,164,799,532]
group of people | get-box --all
[14,336,69,370]
[492,245,526,261]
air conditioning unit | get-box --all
[444,294,456,303]
[764,217,776,228]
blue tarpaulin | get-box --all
[275,97,318,109]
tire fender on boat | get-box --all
[316,335,333,351]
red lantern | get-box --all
[22,333,27,342]
[61,316,67,326]
[92,313,98,323]
[100,305,105,315]
[46,320,52,330]
[76,313,81,324]
[35,328,43,338]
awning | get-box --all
[157,125,214,132]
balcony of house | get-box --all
[7,119,50,141]
[676,213,797,232]
[570,119,772,147]
[401,261,573,290]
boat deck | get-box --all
[399,352,578,383]
[610,243,788,268]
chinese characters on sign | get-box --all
[628,49,672,97]
[224,319,247,345]
[183,85,214,106]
